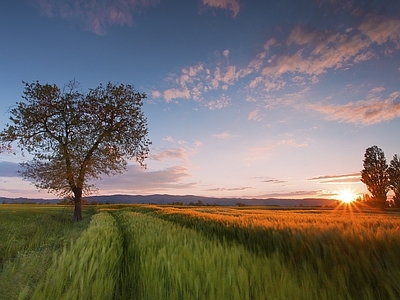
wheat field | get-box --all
[1,204,400,299]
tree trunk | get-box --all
[72,187,83,222]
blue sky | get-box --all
[1,0,400,200]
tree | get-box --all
[0,80,151,221]
[388,154,400,207]
[360,145,389,208]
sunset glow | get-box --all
[0,1,399,200]
[338,190,356,204]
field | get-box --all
[1,204,400,299]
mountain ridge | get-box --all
[0,194,338,207]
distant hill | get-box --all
[0,194,338,207]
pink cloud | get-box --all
[163,88,190,102]
[245,139,307,163]
[206,94,231,110]
[150,147,187,161]
[245,23,382,91]
[202,0,240,17]
[211,132,240,138]
[308,173,360,183]
[359,14,400,46]
[206,186,253,192]
[311,92,400,125]
[162,136,174,142]
[96,165,194,192]
[248,109,261,121]
[34,0,159,35]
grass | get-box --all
[1,204,400,299]
[0,205,95,299]
[30,211,123,300]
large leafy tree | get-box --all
[388,154,400,207]
[360,145,389,208]
[0,81,151,221]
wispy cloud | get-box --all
[245,139,308,163]
[201,0,241,17]
[162,136,174,142]
[149,147,187,161]
[359,14,400,47]
[206,94,231,110]
[33,0,160,35]
[257,190,329,198]
[236,14,399,94]
[248,109,262,121]
[155,52,239,104]
[249,176,286,184]
[152,11,400,127]
[151,138,202,162]
[211,132,240,138]
[310,91,400,125]
[206,186,253,192]
[308,173,361,183]
[96,164,195,192]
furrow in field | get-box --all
[29,212,123,300]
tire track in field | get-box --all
[111,211,140,300]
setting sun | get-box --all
[338,189,356,203]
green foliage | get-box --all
[388,154,400,207]
[361,145,389,205]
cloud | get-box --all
[155,12,400,115]
[201,0,240,17]
[308,173,361,183]
[158,53,239,104]
[150,147,187,161]
[206,186,253,192]
[248,109,262,121]
[211,132,240,138]
[34,0,160,35]
[163,88,190,102]
[152,139,202,162]
[162,136,174,142]
[366,86,385,99]
[249,176,286,184]
[310,91,400,125]
[0,161,20,177]
[151,90,162,98]
[244,15,399,92]
[257,190,323,198]
[206,94,231,110]
[359,14,400,46]
[245,139,308,163]
[96,164,195,192]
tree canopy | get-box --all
[0,80,151,221]
[388,154,400,207]
[360,145,389,208]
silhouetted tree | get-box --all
[360,145,389,209]
[388,154,400,207]
[0,80,151,221]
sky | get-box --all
[1,0,400,201]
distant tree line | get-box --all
[360,145,400,208]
